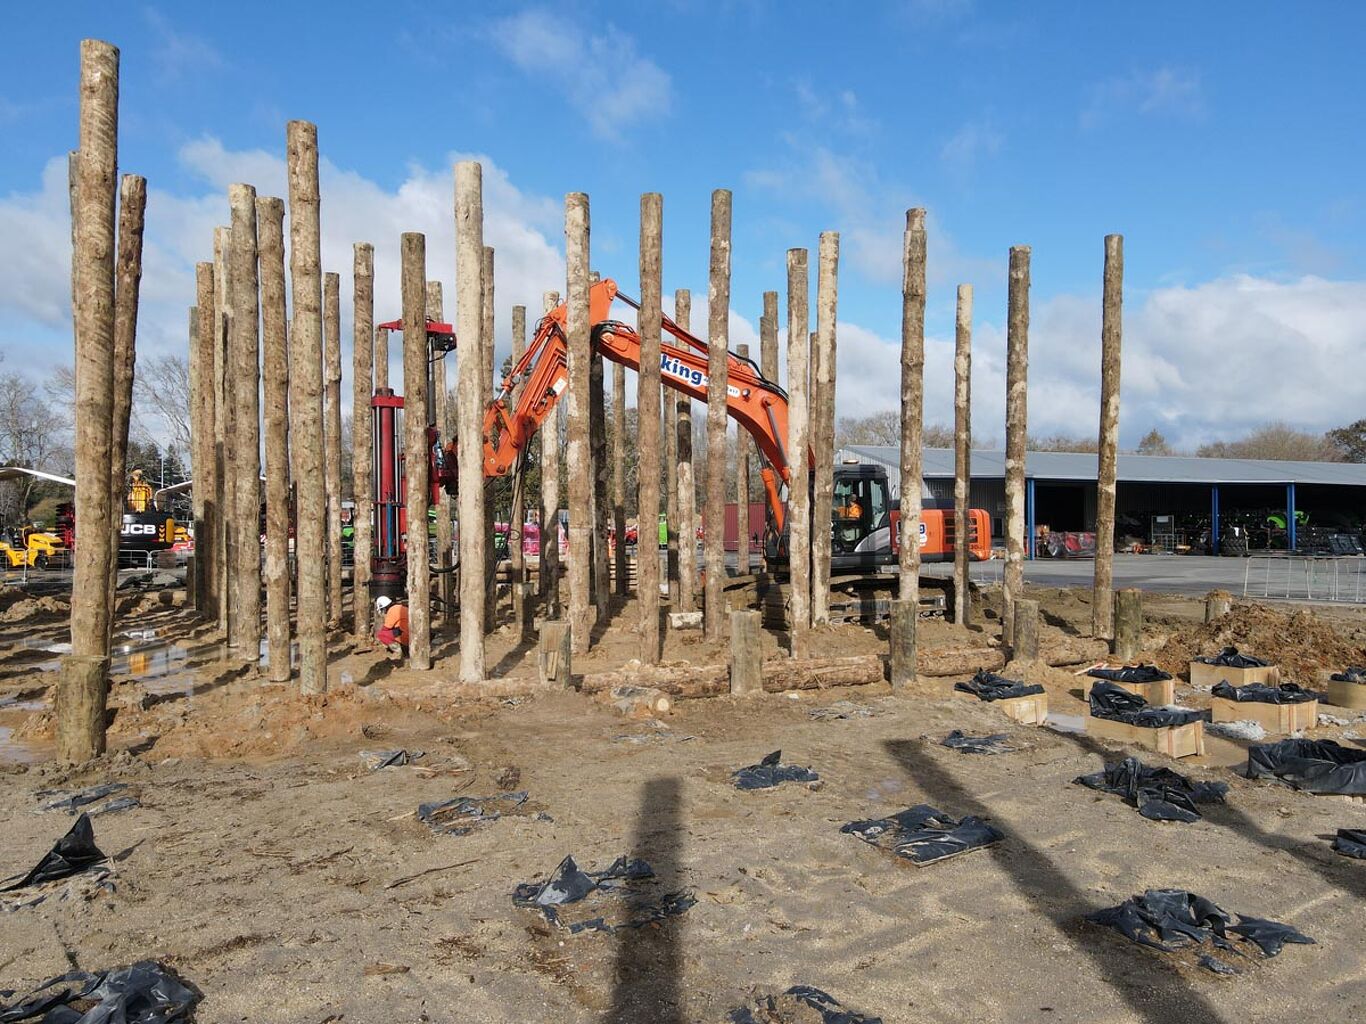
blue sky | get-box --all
[3,2,1366,449]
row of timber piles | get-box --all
[58,38,1129,762]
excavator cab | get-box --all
[764,464,896,575]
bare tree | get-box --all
[0,371,72,524]
[1325,419,1366,462]
[132,354,192,458]
[1197,422,1340,462]
[1135,427,1174,456]
[837,411,955,450]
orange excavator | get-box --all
[371,279,988,596]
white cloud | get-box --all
[0,141,566,434]
[898,0,974,23]
[826,274,1366,452]
[791,81,877,136]
[744,144,994,289]
[0,156,75,328]
[940,118,1003,173]
[1081,67,1205,129]
[488,9,672,140]
[143,8,225,83]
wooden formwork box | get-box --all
[1087,714,1206,759]
[1083,676,1176,707]
[1210,696,1318,734]
[1326,678,1366,711]
[953,688,1049,726]
[1188,661,1280,689]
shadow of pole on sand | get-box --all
[883,738,1226,1024]
[604,776,685,1024]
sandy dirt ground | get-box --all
[1,583,1364,1023]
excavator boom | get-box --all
[460,278,802,532]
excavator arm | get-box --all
[449,278,806,533]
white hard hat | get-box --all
[376,595,393,612]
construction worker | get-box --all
[127,468,154,513]
[375,595,409,652]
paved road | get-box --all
[919,552,1366,603]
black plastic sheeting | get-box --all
[1086,665,1172,684]
[0,961,198,1023]
[1074,757,1228,823]
[1246,739,1366,796]
[842,804,1003,866]
[1196,646,1269,668]
[733,750,820,790]
[1198,953,1240,976]
[954,670,1044,702]
[512,854,695,934]
[36,783,138,817]
[418,791,529,835]
[1088,889,1314,961]
[1211,681,1322,705]
[941,730,1015,755]
[1329,666,1366,682]
[363,749,424,770]
[1331,827,1366,859]
[1088,681,1203,727]
[729,986,883,1024]
[1,814,106,892]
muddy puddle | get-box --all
[0,724,49,764]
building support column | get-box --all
[1287,483,1297,552]
[1211,485,1220,556]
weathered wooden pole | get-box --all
[611,360,628,597]
[735,342,752,576]
[258,196,291,682]
[811,231,839,625]
[323,271,343,625]
[675,289,697,614]
[228,184,262,654]
[664,334,679,603]
[455,162,487,680]
[760,292,779,575]
[109,173,145,609]
[786,248,811,658]
[637,192,663,663]
[538,621,571,689]
[704,189,732,640]
[1013,598,1040,660]
[1002,245,1031,645]
[59,38,119,764]
[213,225,232,636]
[189,263,217,617]
[888,599,916,694]
[375,327,389,390]
[540,290,562,615]
[729,609,762,695]
[482,246,498,632]
[1092,234,1124,640]
[286,120,328,694]
[565,193,593,653]
[352,244,375,644]
[589,287,611,611]
[891,210,926,691]
[1113,587,1142,662]
[401,233,432,670]
[427,280,454,622]
[508,300,527,633]
[1204,589,1232,623]
[953,283,973,626]
[898,211,926,611]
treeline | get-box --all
[835,412,1366,464]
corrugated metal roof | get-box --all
[837,445,1366,487]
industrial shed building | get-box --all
[835,445,1366,557]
